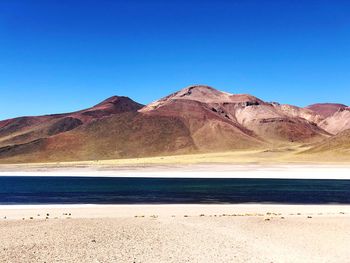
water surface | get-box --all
[0,176,349,204]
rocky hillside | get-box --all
[0,85,348,163]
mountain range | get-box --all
[0,85,349,163]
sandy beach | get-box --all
[0,204,350,263]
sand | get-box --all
[1,204,350,263]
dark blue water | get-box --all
[0,176,349,204]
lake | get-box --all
[0,176,350,204]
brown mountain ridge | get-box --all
[0,85,348,163]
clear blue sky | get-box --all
[0,0,349,119]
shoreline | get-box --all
[1,164,350,179]
[1,204,350,220]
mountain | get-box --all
[140,86,265,151]
[0,86,264,163]
[303,103,350,135]
[305,103,347,118]
[273,104,323,124]
[0,96,143,148]
[141,85,328,144]
[318,107,350,135]
[0,111,199,163]
[0,85,347,163]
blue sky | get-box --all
[0,0,349,119]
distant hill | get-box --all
[0,85,348,163]
[305,103,347,118]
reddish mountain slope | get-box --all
[0,96,143,148]
[143,85,328,144]
[0,112,197,163]
[141,88,265,151]
[0,85,344,163]
[305,103,347,118]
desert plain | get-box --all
[1,204,350,263]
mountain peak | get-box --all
[141,85,263,112]
[174,85,262,104]
[174,85,233,102]
[180,85,217,92]
[93,96,133,107]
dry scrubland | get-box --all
[0,145,349,172]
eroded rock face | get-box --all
[273,104,323,124]
[319,107,350,134]
[140,85,329,144]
